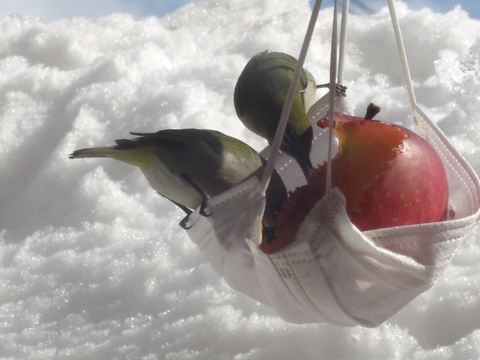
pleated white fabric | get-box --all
[185,95,480,327]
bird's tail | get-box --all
[69,144,153,168]
[69,146,117,159]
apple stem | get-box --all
[365,103,381,120]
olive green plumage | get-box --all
[234,51,316,176]
[70,128,286,230]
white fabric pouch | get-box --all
[186,98,480,327]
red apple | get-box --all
[261,112,449,254]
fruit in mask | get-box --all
[262,111,449,254]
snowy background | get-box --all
[1,0,480,358]
[0,0,479,21]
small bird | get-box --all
[70,128,287,234]
[234,51,317,177]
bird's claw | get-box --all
[179,215,193,230]
[200,205,212,217]
[179,206,211,229]
[335,84,347,97]
[316,83,347,97]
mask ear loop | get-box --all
[387,0,480,211]
[338,0,349,87]
[325,0,340,197]
[259,0,324,194]
[388,0,417,120]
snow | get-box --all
[0,0,479,358]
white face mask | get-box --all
[185,94,480,327]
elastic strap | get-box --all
[325,0,339,195]
[260,0,324,192]
[338,0,350,85]
[388,0,417,110]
